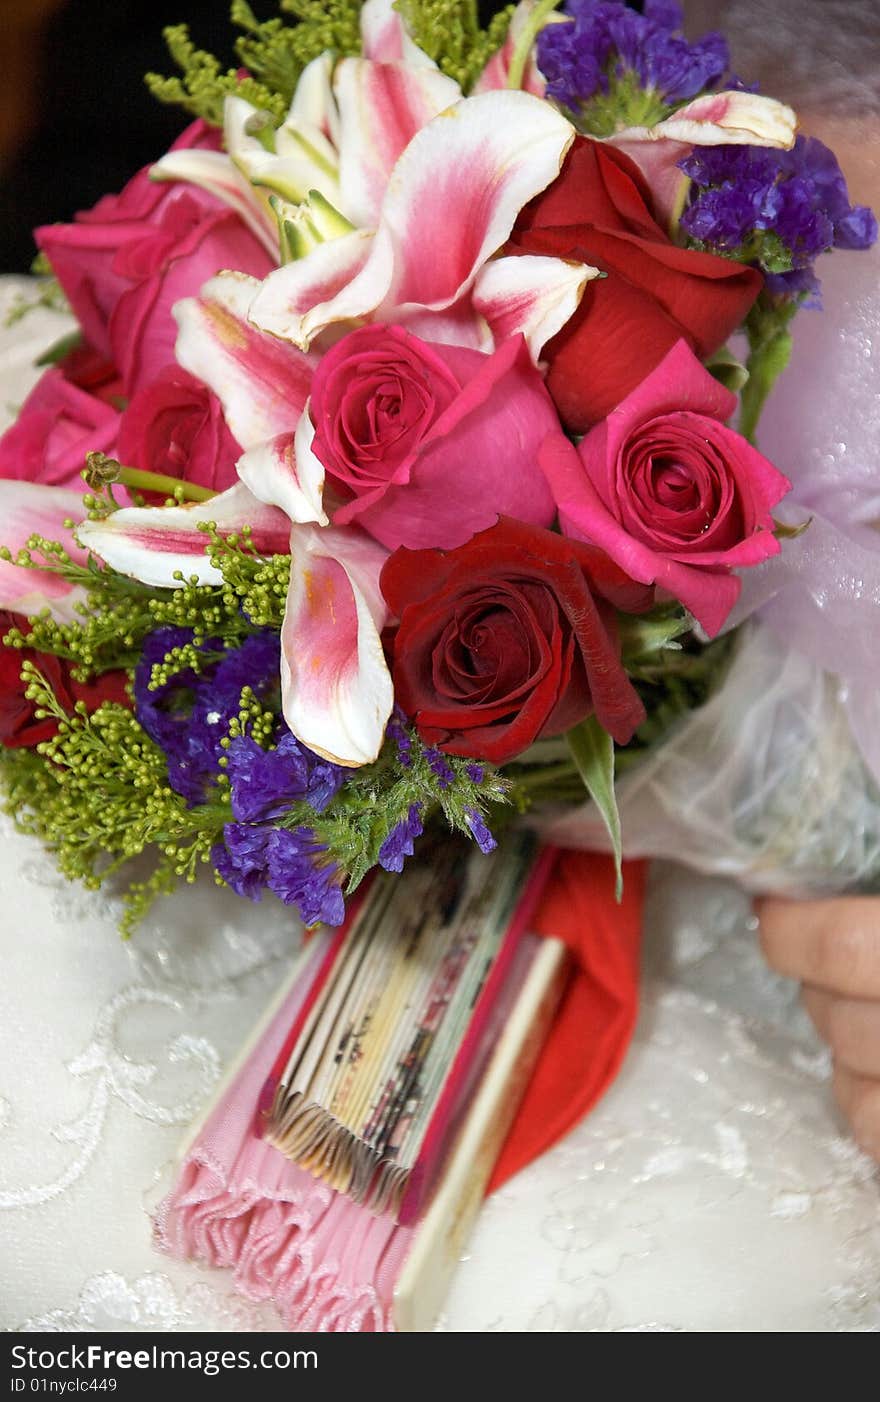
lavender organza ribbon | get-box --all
[730,240,880,785]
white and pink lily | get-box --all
[74,482,392,767]
[608,89,798,229]
[0,482,91,623]
[151,0,462,255]
[247,87,589,356]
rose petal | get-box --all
[76,482,291,588]
[150,147,279,256]
[281,524,392,766]
[174,271,317,448]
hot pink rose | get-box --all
[117,367,241,495]
[307,325,558,551]
[36,120,273,396]
[0,356,119,490]
[539,340,792,636]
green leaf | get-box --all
[705,343,749,395]
[566,715,623,899]
[35,330,83,367]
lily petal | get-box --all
[473,253,595,361]
[76,483,291,589]
[250,91,575,348]
[473,0,550,97]
[359,0,432,66]
[247,229,379,349]
[281,524,392,766]
[610,91,797,228]
[0,482,89,622]
[289,51,341,147]
[334,56,461,228]
[236,412,328,527]
[174,271,317,448]
[150,148,278,256]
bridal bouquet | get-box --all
[1,0,876,937]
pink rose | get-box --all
[0,355,120,490]
[117,367,242,495]
[539,340,791,636]
[36,120,273,395]
[308,326,558,551]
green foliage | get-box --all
[0,661,230,939]
[4,255,70,328]
[145,1,363,124]
[306,724,510,894]
[566,714,622,898]
[574,68,671,136]
[145,1,516,124]
[0,525,511,933]
[394,0,513,89]
[145,22,287,123]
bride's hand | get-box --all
[758,896,880,1162]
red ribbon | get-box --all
[490,851,646,1190]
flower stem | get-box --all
[506,0,561,90]
[115,467,216,504]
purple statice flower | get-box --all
[212,823,345,926]
[465,808,497,856]
[424,746,455,790]
[225,731,345,822]
[264,828,345,926]
[211,823,271,900]
[680,136,877,299]
[386,708,413,768]
[378,804,424,873]
[466,763,485,785]
[538,0,728,115]
[135,627,280,805]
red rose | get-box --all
[539,341,791,637]
[380,518,652,764]
[117,367,242,496]
[509,136,762,431]
[0,611,130,749]
[36,120,272,396]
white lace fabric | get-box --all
[2,0,880,1330]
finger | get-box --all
[832,1064,880,1161]
[757,896,880,998]
[802,985,880,1077]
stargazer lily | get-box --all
[608,90,799,229]
[247,88,591,357]
[151,0,465,256]
[0,481,91,623]
[74,484,394,767]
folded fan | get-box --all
[261,834,554,1221]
